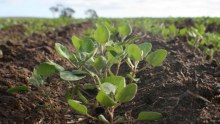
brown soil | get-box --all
[0,21,220,124]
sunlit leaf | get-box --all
[127,44,142,61]
[146,49,167,67]
[115,83,137,103]
[67,99,88,115]
[139,42,152,58]
[55,43,71,60]
[94,24,110,44]
[71,36,81,50]
[118,23,132,37]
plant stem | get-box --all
[116,61,121,76]
[107,107,115,124]
[95,75,104,91]
[137,64,149,73]
[87,114,97,120]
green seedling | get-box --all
[28,19,166,123]
[68,76,162,123]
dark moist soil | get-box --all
[0,21,220,124]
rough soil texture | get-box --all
[0,21,220,124]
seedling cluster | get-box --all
[28,19,167,123]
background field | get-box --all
[0,17,220,123]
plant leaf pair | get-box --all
[127,42,152,61]
[96,76,137,106]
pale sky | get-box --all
[0,0,220,18]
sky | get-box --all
[0,0,220,18]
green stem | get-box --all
[116,61,121,76]
[95,75,104,91]
[137,63,149,73]
[87,114,97,120]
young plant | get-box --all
[28,19,166,123]
[68,76,162,123]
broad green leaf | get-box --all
[55,43,71,60]
[137,111,162,121]
[60,71,86,81]
[101,76,126,93]
[118,23,132,37]
[7,86,28,93]
[146,49,167,67]
[98,114,110,124]
[94,24,110,44]
[36,62,56,77]
[102,83,117,95]
[80,38,95,53]
[71,36,81,50]
[127,44,142,61]
[139,42,152,58]
[67,99,88,115]
[115,83,137,103]
[96,91,116,107]
[93,56,107,70]
[47,60,65,72]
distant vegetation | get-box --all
[49,4,98,19]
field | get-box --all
[0,17,220,123]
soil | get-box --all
[0,20,220,124]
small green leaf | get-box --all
[94,24,110,44]
[137,111,162,121]
[7,86,28,93]
[146,49,167,67]
[115,83,137,103]
[47,60,65,72]
[127,44,142,61]
[60,71,86,81]
[36,62,56,77]
[118,23,132,37]
[102,83,117,95]
[96,91,116,107]
[93,56,107,70]
[67,99,88,115]
[98,114,110,124]
[71,36,81,50]
[139,42,152,58]
[55,43,71,60]
[101,76,126,93]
